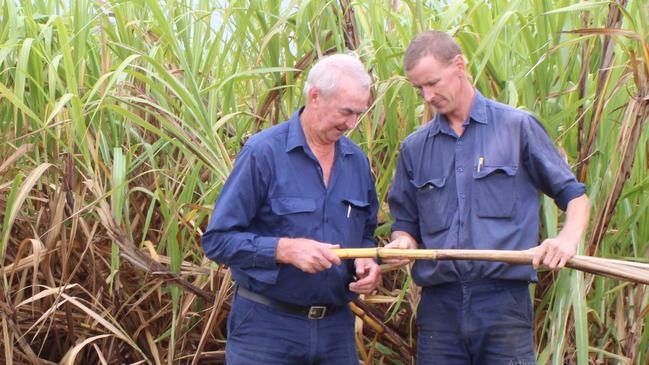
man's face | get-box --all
[310,79,369,144]
[406,54,464,116]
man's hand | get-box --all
[382,231,418,266]
[532,195,590,270]
[531,237,578,270]
[349,258,382,294]
[276,238,341,273]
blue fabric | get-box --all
[226,293,358,365]
[388,91,586,286]
[202,108,378,306]
[416,280,536,365]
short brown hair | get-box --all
[404,31,462,71]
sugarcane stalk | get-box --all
[334,248,649,285]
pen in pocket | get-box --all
[478,156,484,173]
[347,204,351,218]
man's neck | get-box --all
[445,86,475,136]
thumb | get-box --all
[356,261,367,276]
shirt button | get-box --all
[457,140,463,145]
[457,167,464,173]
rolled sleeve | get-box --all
[554,184,587,211]
[522,117,585,211]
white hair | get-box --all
[303,54,371,97]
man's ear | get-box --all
[454,54,467,75]
[307,87,320,106]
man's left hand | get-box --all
[532,195,590,270]
[349,258,381,294]
[531,237,578,270]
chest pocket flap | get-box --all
[473,165,518,179]
[270,197,317,215]
[411,177,446,190]
[342,198,370,209]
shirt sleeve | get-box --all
[201,144,280,285]
[361,164,379,249]
[521,116,586,211]
[388,143,422,243]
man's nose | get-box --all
[345,115,359,129]
[422,87,435,102]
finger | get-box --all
[309,255,329,272]
[321,247,342,266]
[302,263,317,274]
[548,252,562,270]
[400,240,414,249]
[319,255,333,270]
[384,241,406,249]
[542,247,558,268]
[349,280,373,294]
[356,264,367,277]
[532,246,545,269]
[392,240,409,249]
[354,267,380,286]
[349,281,370,290]
[543,249,559,269]
[367,262,381,277]
[353,276,380,294]
[557,255,568,269]
[357,259,373,274]
[383,258,410,266]
[349,284,369,294]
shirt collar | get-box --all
[286,108,307,153]
[428,89,488,138]
[285,107,354,156]
[468,90,488,125]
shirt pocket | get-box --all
[411,177,452,234]
[472,165,517,218]
[341,198,370,246]
[270,197,317,234]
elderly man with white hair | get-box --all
[202,54,381,364]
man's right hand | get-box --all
[276,238,342,273]
[382,231,418,266]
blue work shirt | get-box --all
[388,91,586,287]
[202,108,378,306]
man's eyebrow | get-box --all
[340,107,368,114]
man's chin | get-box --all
[331,129,346,140]
[429,102,445,112]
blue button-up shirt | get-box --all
[388,91,586,286]
[202,108,378,306]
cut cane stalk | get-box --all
[334,248,649,285]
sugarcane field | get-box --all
[1,0,649,364]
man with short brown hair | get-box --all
[386,30,590,364]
